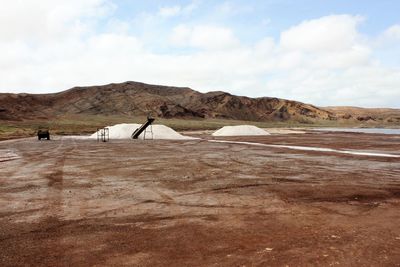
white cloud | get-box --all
[170,25,240,50]
[0,2,399,108]
[159,6,181,17]
[278,15,371,70]
[281,15,362,53]
[382,24,400,40]
[158,1,198,18]
[216,1,253,16]
[378,24,400,51]
[280,15,364,52]
[0,0,115,42]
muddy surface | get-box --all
[0,132,400,266]
[210,131,400,152]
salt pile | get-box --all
[90,123,194,140]
[212,125,270,136]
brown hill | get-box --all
[2,81,399,125]
[0,81,337,123]
[325,106,400,124]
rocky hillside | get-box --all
[325,106,400,124]
[3,81,399,124]
[0,81,338,123]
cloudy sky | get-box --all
[1,0,400,107]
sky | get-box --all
[1,0,400,108]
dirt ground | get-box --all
[0,132,400,266]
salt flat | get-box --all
[0,131,399,266]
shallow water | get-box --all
[313,128,400,135]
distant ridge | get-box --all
[0,81,399,124]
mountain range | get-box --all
[1,81,399,125]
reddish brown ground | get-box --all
[0,132,399,266]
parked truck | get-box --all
[37,129,50,140]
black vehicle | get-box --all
[37,129,50,140]
[131,115,155,139]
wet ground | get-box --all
[0,132,400,266]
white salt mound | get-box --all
[90,123,195,140]
[212,125,270,136]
